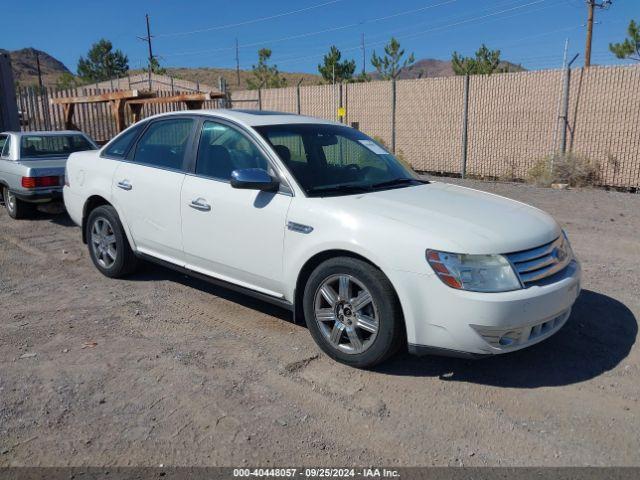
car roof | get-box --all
[142,109,343,128]
[0,130,88,136]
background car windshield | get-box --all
[256,124,419,195]
[20,135,95,158]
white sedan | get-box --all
[63,110,581,367]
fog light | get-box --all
[498,331,520,346]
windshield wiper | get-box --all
[306,184,373,196]
[369,178,421,190]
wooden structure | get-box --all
[50,90,154,132]
[126,92,225,123]
[50,90,225,134]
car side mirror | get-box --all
[230,168,279,192]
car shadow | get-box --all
[126,261,636,388]
[377,289,637,388]
[5,203,76,227]
[130,262,294,323]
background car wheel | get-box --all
[86,205,139,278]
[303,256,404,368]
[3,187,35,219]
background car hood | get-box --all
[326,182,560,254]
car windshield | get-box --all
[255,123,423,196]
[20,134,96,159]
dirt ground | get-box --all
[0,178,639,467]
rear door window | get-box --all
[132,118,195,171]
[103,124,144,158]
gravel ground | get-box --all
[0,178,638,467]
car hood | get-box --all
[325,182,560,254]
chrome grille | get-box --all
[506,236,572,286]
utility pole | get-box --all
[35,51,51,129]
[35,51,44,92]
[137,13,155,90]
[235,38,241,86]
[584,0,613,68]
[361,33,366,75]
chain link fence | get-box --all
[13,66,640,188]
[231,65,640,189]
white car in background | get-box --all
[63,110,581,368]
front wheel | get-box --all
[3,187,36,219]
[86,205,139,278]
[303,257,404,368]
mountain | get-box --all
[368,58,526,80]
[2,47,526,91]
[2,48,71,88]
[161,67,322,92]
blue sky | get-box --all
[4,0,638,74]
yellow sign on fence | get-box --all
[337,106,346,118]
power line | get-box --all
[259,0,553,69]
[158,0,457,59]
[148,0,524,64]
[138,0,559,72]
[153,0,347,39]
[188,0,555,71]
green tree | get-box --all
[353,72,372,83]
[247,48,287,89]
[77,39,129,83]
[370,37,415,80]
[609,20,640,61]
[143,56,167,75]
[55,72,80,90]
[317,45,356,83]
[451,44,504,75]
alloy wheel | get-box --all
[313,274,379,354]
[5,190,16,213]
[90,217,117,269]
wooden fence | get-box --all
[16,86,225,144]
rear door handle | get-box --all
[189,198,211,212]
[117,180,132,191]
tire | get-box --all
[86,205,139,278]
[303,256,404,368]
[3,187,36,219]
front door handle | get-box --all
[117,180,132,191]
[189,198,211,212]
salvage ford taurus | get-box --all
[63,110,581,367]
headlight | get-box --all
[426,250,521,292]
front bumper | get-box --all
[391,260,581,356]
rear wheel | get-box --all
[3,187,35,219]
[86,205,139,278]
[303,257,403,368]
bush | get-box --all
[527,153,599,187]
